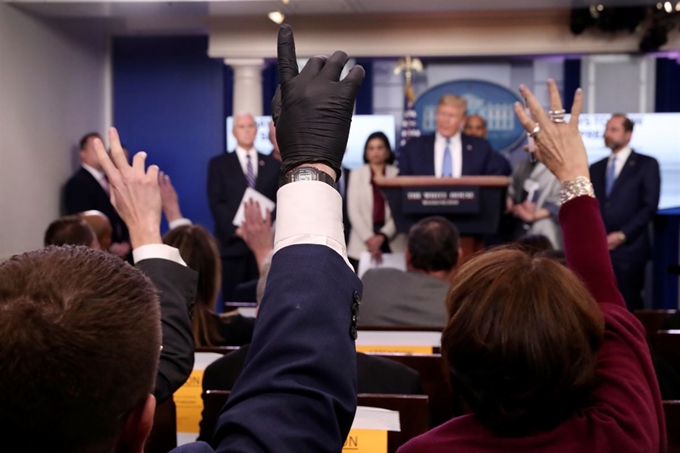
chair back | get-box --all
[195,346,240,355]
[664,400,680,452]
[656,331,680,377]
[202,391,429,453]
[370,353,461,427]
[634,310,677,340]
[145,398,177,453]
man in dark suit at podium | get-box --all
[398,95,510,177]
[208,113,281,303]
[64,132,131,259]
[590,114,660,311]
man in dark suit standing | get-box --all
[590,114,661,311]
[208,113,280,304]
[64,132,131,259]
[398,95,511,177]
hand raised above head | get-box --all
[159,171,183,223]
[272,24,365,179]
[514,79,589,183]
[93,127,162,248]
[239,199,273,268]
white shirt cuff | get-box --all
[273,181,351,269]
[133,244,187,267]
[169,217,193,230]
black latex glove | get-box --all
[272,24,365,178]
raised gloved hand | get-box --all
[272,24,365,178]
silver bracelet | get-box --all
[560,176,595,205]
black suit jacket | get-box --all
[398,133,511,176]
[137,258,198,403]
[207,152,280,257]
[63,167,129,244]
[198,344,423,441]
[590,150,661,262]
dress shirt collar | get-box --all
[82,163,105,182]
[435,131,461,147]
[609,145,632,164]
[235,145,257,159]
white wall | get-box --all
[0,5,108,260]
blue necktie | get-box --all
[246,154,256,188]
[442,139,452,177]
[605,156,616,197]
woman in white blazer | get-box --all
[347,132,406,270]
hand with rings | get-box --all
[513,79,590,183]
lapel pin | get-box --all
[466,144,472,151]
[259,160,265,166]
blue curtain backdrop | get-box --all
[563,58,581,110]
[655,57,680,113]
[354,58,374,115]
[113,36,227,233]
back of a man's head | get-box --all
[44,215,98,249]
[406,216,460,273]
[0,246,161,452]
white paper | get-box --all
[232,187,276,227]
[356,331,442,347]
[351,406,401,432]
[357,252,406,280]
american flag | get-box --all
[398,83,421,150]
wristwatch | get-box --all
[280,166,337,189]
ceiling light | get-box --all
[282,0,290,4]
[676,1,680,11]
[664,1,673,12]
[657,2,663,9]
[597,4,604,11]
[268,11,285,24]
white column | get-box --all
[225,58,265,116]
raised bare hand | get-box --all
[513,79,589,183]
[93,127,162,248]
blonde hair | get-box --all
[438,94,467,111]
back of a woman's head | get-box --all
[163,225,221,312]
[442,248,604,436]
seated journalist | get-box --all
[0,24,365,453]
[398,81,665,452]
[44,214,100,249]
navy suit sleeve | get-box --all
[620,158,661,242]
[64,177,94,214]
[398,142,414,176]
[480,140,511,176]
[488,151,512,176]
[137,259,198,403]
[212,245,361,453]
[207,158,237,244]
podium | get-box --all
[375,176,509,259]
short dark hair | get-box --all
[44,215,96,248]
[442,248,604,436]
[514,234,554,256]
[0,246,161,452]
[79,132,101,151]
[407,216,460,272]
[363,131,395,165]
[611,114,634,133]
[535,249,567,266]
[163,225,223,347]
